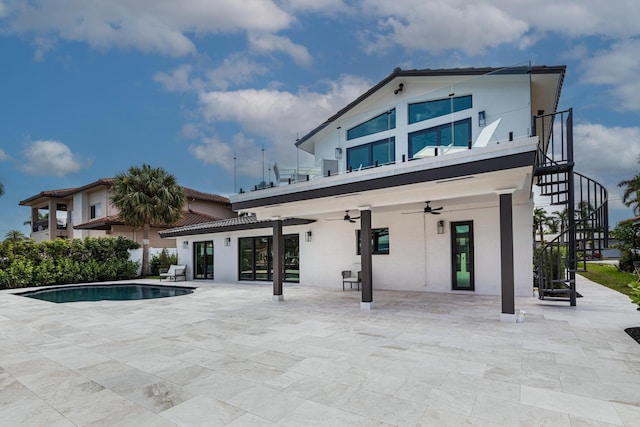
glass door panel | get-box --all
[451,221,474,290]
[239,238,254,280]
[194,241,214,280]
[254,237,270,281]
[284,235,300,282]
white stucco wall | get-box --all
[173,197,533,297]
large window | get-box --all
[408,95,472,124]
[451,221,474,290]
[347,109,395,140]
[408,118,471,158]
[238,235,299,282]
[347,137,395,170]
[357,228,389,255]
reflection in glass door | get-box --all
[451,221,474,290]
[254,237,270,281]
[194,241,214,279]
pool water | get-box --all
[18,284,195,303]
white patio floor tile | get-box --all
[0,274,638,426]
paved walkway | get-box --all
[0,276,639,426]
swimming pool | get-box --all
[17,283,195,303]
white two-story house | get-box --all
[161,65,608,320]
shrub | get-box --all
[629,282,640,310]
[619,250,640,273]
[0,236,140,289]
[150,248,178,275]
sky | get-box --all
[1,0,640,239]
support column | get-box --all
[48,200,57,240]
[272,219,284,302]
[499,192,516,322]
[360,208,373,310]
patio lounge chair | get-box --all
[342,270,361,291]
[159,264,187,281]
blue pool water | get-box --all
[18,284,195,303]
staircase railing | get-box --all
[533,108,609,306]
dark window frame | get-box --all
[408,118,472,158]
[237,234,299,283]
[408,95,472,124]
[347,109,396,140]
[193,240,214,280]
[451,220,474,291]
[356,227,390,255]
[346,137,395,171]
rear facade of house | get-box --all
[161,65,609,317]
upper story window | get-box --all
[347,137,395,170]
[90,202,102,219]
[408,118,472,158]
[408,95,472,125]
[347,109,396,140]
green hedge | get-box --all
[0,236,140,289]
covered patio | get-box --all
[1,275,639,425]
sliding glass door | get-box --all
[238,235,299,282]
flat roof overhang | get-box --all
[231,138,538,219]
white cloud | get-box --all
[154,64,201,92]
[3,0,293,57]
[206,54,270,90]
[358,0,640,54]
[361,0,528,55]
[580,39,640,111]
[573,123,640,200]
[248,33,312,66]
[20,140,83,177]
[279,0,351,15]
[0,148,8,161]
[189,133,266,179]
[193,74,371,167]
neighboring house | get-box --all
[160,65,608,319]
[19,178,235,248]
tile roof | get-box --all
[19,177,229,206]
[159,214,315,238]
[74,210,225,230]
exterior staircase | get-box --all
[533,109,609,306]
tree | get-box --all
[0,181,4,197]
[618,172,640,216]
[3,230,27,243]
[545,216,560,235]
[552,208,569,243]
[533,207,548,245]
[110,164,185,277]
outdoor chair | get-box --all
[159,264,187,281]
[342,270,361,291]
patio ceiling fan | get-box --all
[326,210,360,223]
[402,201,443,215]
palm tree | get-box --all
[0,181,4,197]
[619,172,640,215]
[110,164,185,277]
[552,208,569,243]
[545,216,560,235]
[4,230,27,243]
[533,207,548,245]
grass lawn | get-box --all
[578,262,637,297]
